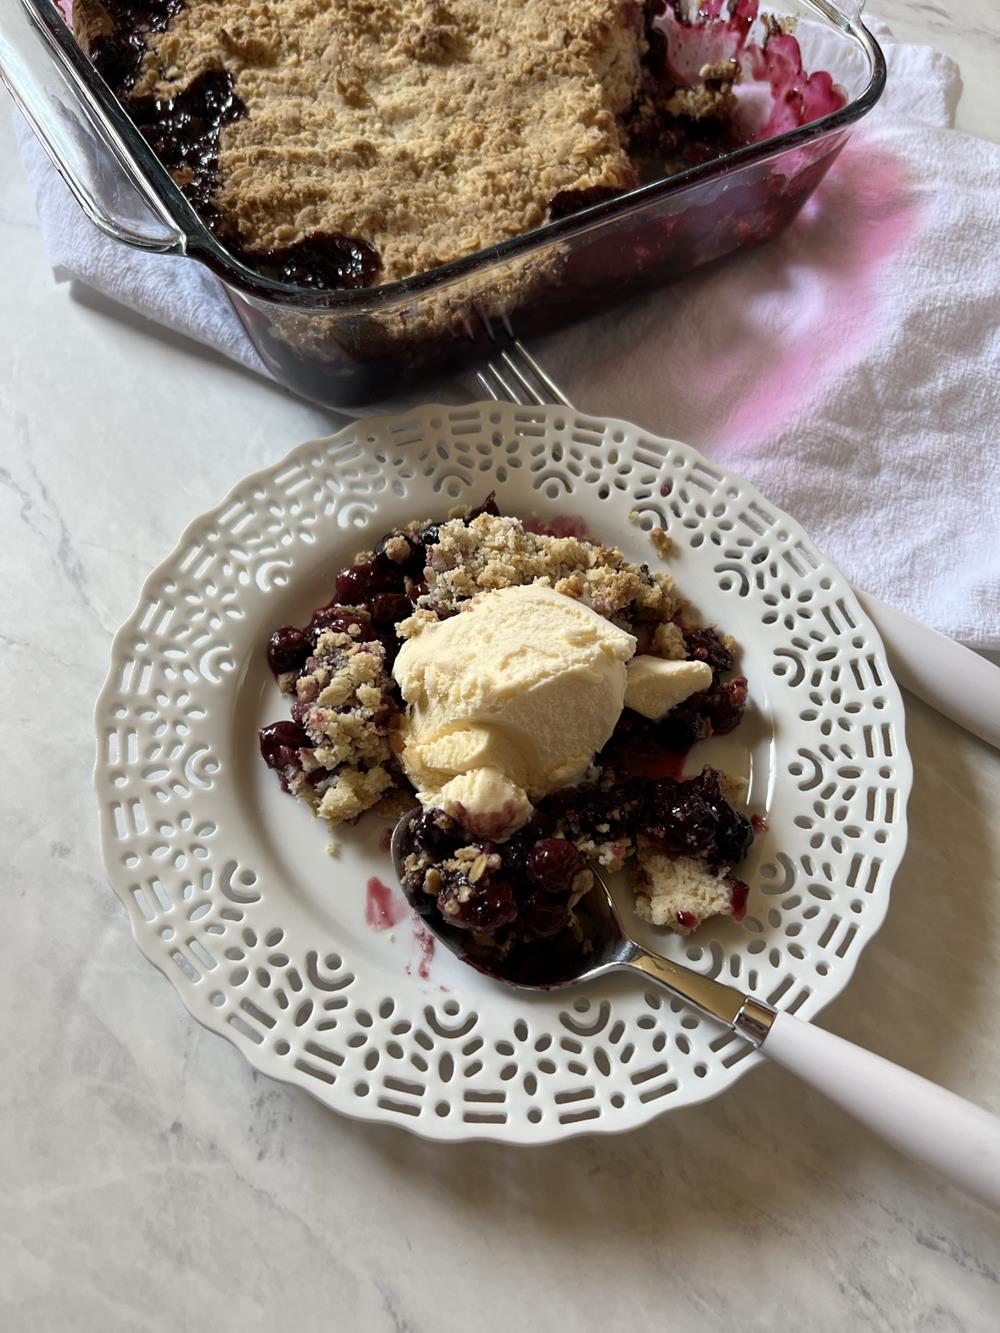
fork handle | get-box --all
[763,1011,1000,1210]
[854,590,1000,751]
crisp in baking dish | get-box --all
[2,0,884,407]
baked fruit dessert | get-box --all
[259,495,755,950]
[73,0,844,291]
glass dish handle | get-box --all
[0,0,184,252]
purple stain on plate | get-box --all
[365,877,409,931]
[522,514,595,541]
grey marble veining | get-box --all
[875,0,1000,143]
[2,8,1000,1329]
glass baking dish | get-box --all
[2,0,885,409]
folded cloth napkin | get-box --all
[14,18,1000,648]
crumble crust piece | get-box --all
[418,513,679,623]
[634,847,736,931]
[648,527,675,558]
[286,626,396,822]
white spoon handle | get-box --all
[763,1011,1000,1210]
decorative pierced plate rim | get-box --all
[94,403,911,1144]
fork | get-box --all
[475,341,1000,751]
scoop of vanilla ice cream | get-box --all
[393,585,637,817]
[623,655,712,720]
[436,767,535,840]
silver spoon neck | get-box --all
[624,949,776,1047]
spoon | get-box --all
[392,810,1000,1209]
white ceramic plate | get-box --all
[94,403,911,1143]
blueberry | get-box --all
[526,839,586,896]
[368,592,413,625]
[408,809,459,858]
[306,605,375,643]
[683,626,734,674]
[258,721,311,791]
[266,626,310,676]
[374,531,424,574]
[335,559,402,604]
[437,877,518,933]
[464,492,500,522]
[520,893,572,938]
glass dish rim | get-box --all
[26,0,886,311]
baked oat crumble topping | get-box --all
[418,512,679,622]
[76,1,844,293]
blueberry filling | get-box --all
[398,766,753,954]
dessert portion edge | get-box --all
[259,495,755,953]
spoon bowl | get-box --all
[391,807,632,988]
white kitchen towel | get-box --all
[15,119,269,375]
[13,19,1000,647]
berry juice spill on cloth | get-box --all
[715,141,918,447]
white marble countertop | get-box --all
[2,7,999,1330]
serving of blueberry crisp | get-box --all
[259,492,756,961]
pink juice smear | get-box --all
[411,925,436,980]
[365,877,408,931]
[523,514,595,541]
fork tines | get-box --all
[475,339,572,408]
